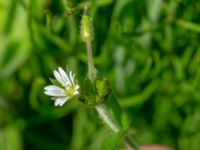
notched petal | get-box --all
[44,90,65,97]
[73,90,79,95]
[75,85,80,90]
[53,70,66,86]
[44,85,62,91]
[54,97,68,106]
[58,67,70,85]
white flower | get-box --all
[44,67,79,107]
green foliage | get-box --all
[105,94,129,130]
[100,130,127,150]
[0,0,200,149]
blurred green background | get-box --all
[0,0,200,149]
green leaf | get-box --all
[100,130,127,150]
[1,125,23,150]
[29,78,45,109]
[0,1,30,80]
[105,94,129,130]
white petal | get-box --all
[44,85,65,96]
[72,73,75,81]
[75,85,80,90]
[54,70,66,86]
[65,86,70,91]
[69,71,75,83]
[44,85,62,91]
[73,90,79,95]
[58,67,71,85]
[54,97,69,106]
[44,89,66,96]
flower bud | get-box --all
[94,77,111,103]
[79,76,111,106]
[80,8,94,43]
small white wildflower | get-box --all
[44,67,79,107]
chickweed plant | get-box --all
[44,6,139,150]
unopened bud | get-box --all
[79,76,111,106]
[80,7,94,43]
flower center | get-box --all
[66,86,75,97]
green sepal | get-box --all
[79,77,97,106]
[95,77,112,104]
[79,76,112,106]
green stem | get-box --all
[95,104,120,133]
[84,15,139,150]
[95,104,139,150]
[124,134,140,150]
[86,42,96,82]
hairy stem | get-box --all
[95,104,120,133]
[95,104,140,150]
[84,18,139,150]
[86,42,96,82]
